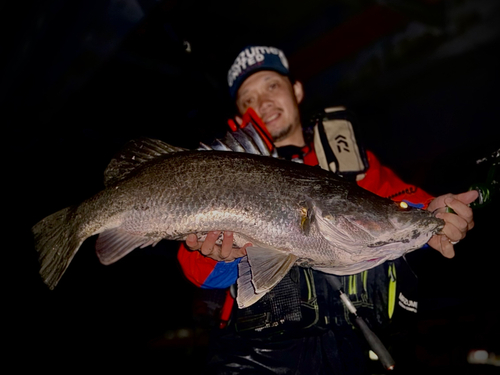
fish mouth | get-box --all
[434,221,446,235]
[430,209,447,235]
[344,213,444,251]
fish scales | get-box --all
[32,139,444,307]
[111,151,335,256]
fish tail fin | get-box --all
[32,206,86,290]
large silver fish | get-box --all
[32,135,444,308]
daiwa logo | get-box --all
[335,134,350,153]
[398,292,418,313]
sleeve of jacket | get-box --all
[357,150,435,208]
[177,243,240,289]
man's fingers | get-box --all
[453,190,479,206]
[185,233,201,250]
[436,211,468,241]
[238,243,252,257]
[428,234,456,258]
[443,197,475,230]
[185,231,250,261]
[200,231,220,256]
[219,231,234,260]
[219,232,251,261]
[439,234,456,258]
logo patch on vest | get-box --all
[398,292,418,313]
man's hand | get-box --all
[185,231,251,262]
[426,190,478,258]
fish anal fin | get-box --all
[236,256,267,308]
[95,228,160,265]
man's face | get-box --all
[236,71,304,147]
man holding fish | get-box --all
[178,45,476,374]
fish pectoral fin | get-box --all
[95,228,160,265]
[236,247,297,308]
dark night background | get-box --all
[3,0,499,374]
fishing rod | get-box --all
[469,148,498,209]
[326,274,395,371]
[443,147,498,214]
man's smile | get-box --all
[263,112,281,125]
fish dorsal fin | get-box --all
[198,122,279,158]
[236,247,297,308]
[104,137,187,186]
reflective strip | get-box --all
[302,269,320,329]
[388,263,397,319]
[362,270,368,292]
[348,271,369,305]
[348,274,357,296]
[304,269,313,300]
[348,272,367,298]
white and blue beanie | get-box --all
[227,46,289,99]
